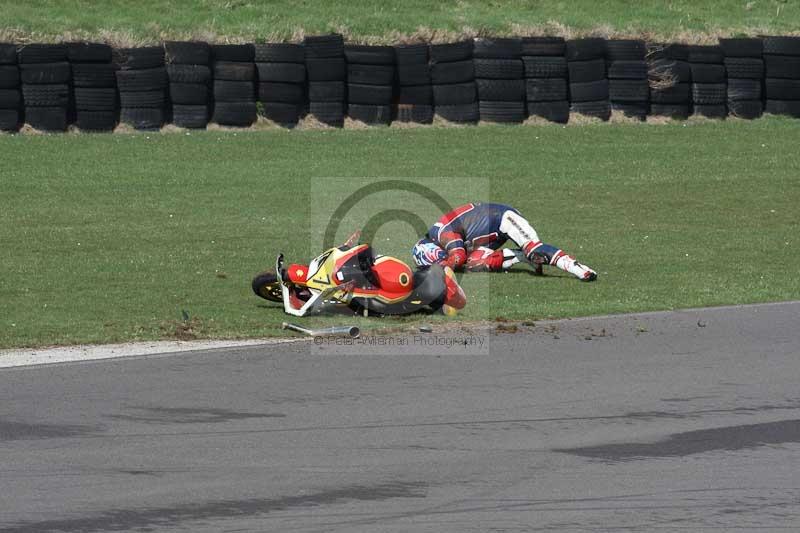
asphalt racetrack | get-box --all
[1,302,799,532]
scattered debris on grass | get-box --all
[495,323,519,333]
[583,328,610,340]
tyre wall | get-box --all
[1,35,799,131]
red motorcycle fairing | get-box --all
[281,244,464,315]
[286,264,309,284]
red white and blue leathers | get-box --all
[413,202,597,280]
[430,202,520,251]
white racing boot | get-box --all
[524,242,597,282]
[554,253,597,281]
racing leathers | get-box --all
[412,202,597,281]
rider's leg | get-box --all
[498,209,541,251]
[498,210,597,281]
[526,243,597,281]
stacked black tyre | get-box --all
[688,45,727,118]
[345,45,394,125]
[19,44,70,131]
[115,46,167,130]
[304,34,346,127]
[0,43,21,131]
[211,44,256,127]
[763,36,800,118]
[522,37,568,123]
[69,42,117,131]
[395,43,433,124]
[473,38,525,123]
[607,39,649,120]
[720,38,764,119]
[648,44,691,119]
[165,41,211,129]
[566,38,610,120]
[430,40,478,123]
[255,43,305,126]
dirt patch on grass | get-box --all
[431,115,476,128]
[160,316,208,341]
[18,124,49,135]
[6,112,767,136]
[567,112,607,126]
[522,115,565,127]
[206,122,257,132]
[390,120,430,129]
[609,110,646,124]
[343,117,373,130]
[112,122,137,134]
[645,115,678,125]
[252,115,296,130]
[296,114,341,130]
[159,123,186,134]
[686,114,725,124]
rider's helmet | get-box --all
[411,238,447,267]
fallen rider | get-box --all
[412,202,597,280]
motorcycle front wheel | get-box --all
[252,271,283,302]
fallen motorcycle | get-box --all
[252,235,466,317]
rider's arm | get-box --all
[439,231,467,269]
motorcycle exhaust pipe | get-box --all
[282,322,360,339]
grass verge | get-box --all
[1,0,799,44]
[1,118,799,349]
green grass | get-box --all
[2,0,799,43]
[1,118,799,349]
